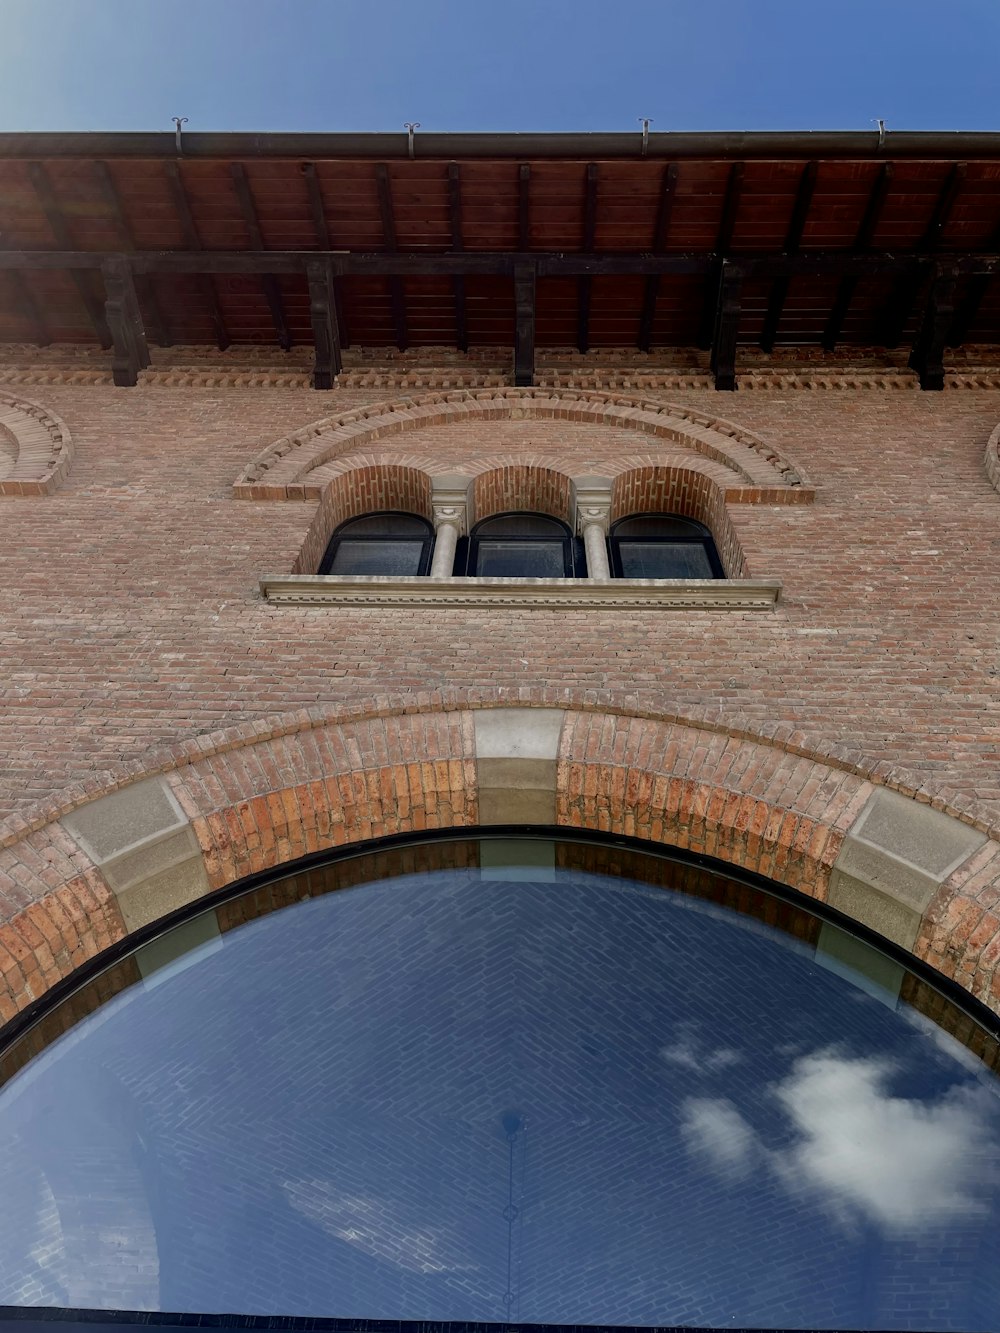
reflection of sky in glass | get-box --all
[0,839,999,1329]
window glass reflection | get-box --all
[0,837,998,1329]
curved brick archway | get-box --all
[232,388,813,501]
[0,392,73,496]
[1,696,999,1027]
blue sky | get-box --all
[0,0,997,134]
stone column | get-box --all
[429,481,470,578]
[574,482,613,580]
[430,509,462,577]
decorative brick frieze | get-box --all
[233,388,811,499]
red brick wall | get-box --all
[0,369,998,843]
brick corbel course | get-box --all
[1,701,999,1025]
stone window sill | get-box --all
[259,575,781,610]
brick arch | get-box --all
[986,420,1000,495]
[292,463,433,575]
[611,465,750,577]
[1,694,998,1027]
[471,464,574,525]
[233,388,812,501]
[0,392,74,496]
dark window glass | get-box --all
[463,511,583,577]
[0,834,999,1329]
[610,512,723,579]
[319,511,433,577]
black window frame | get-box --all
[608,512,725,580]
[318,510,435,577]
[457,511,586,578]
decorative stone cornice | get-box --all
[259,573,782,610]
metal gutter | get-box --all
[2,130,1000,160]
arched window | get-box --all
[609,513,724,579]
[318,511,434,576]
[459,512,585,578]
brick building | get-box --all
[1,130,1000,1326]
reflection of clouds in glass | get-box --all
[679,1098,756,1177]
[774,1053,998,1230]
[661,1024,742,1073]
[283,1178,478,1273]
[680,1052,1000,1233]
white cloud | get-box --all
[773,1052,998,1230]
[679,1097,756,1177]
[283,1178,478,1273]
[678,1051,1000,1234]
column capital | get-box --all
[573,476,614,536]
[431,500,468,535]
[430,476,471,536]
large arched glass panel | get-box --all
[319,512,433,576]
[462,512,583,577]
[610,513,724,579]
[1,833,999,1329]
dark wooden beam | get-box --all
[2,248,999,280]
[162,161,230,350]
[638,162,679,352]
[302,162,349,350]
[699,162,744,348]
[101,255,149,386]
[881,163,967,349]
[305,257,342,389]
[447,162,468,352]
[514,261,536,387]
[710,262,742,390]
[94,160,170,346]
[577,163,598,353]
[27,161,111,348]
[760,160,818,352]
[909,265,958,389]
[375,163,408,351]
[822,161,894,352]
[231,162,291,351]
[518,164,531,249]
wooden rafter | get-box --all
[447,162,468,352]
[638,162,679,352]
[760,161,818,353]
[518,164,531,249]
[949,214,1000,345]
[231,162,291,351]
[881,162,967,349]
[27,161,111,347]
[162,161,230,350]
[577,163,599,353]
[699,162,744,348]
[302,162,349,349]
[375,163,407,350]
[94,161,170,346]
[822,161,894,351]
